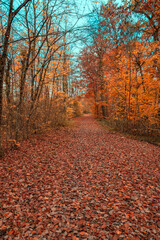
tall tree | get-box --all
[0,0,31,154]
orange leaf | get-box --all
[80,231,88,236]
[72,236,79,240]
[8,230,14,235]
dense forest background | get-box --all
[0,0,159,152]
[80,0,160,137]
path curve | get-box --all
[0,115,160,239]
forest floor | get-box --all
[0,115,160,240]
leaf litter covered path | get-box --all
[0,115,160,240]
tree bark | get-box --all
[0,0,31,153]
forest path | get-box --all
[0,115,160,239]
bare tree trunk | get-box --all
[0,0,14,154]
[0,0,31,155]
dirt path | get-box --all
[0,115,160,239]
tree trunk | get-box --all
[0,0,13,154]
[0,0,31,154]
